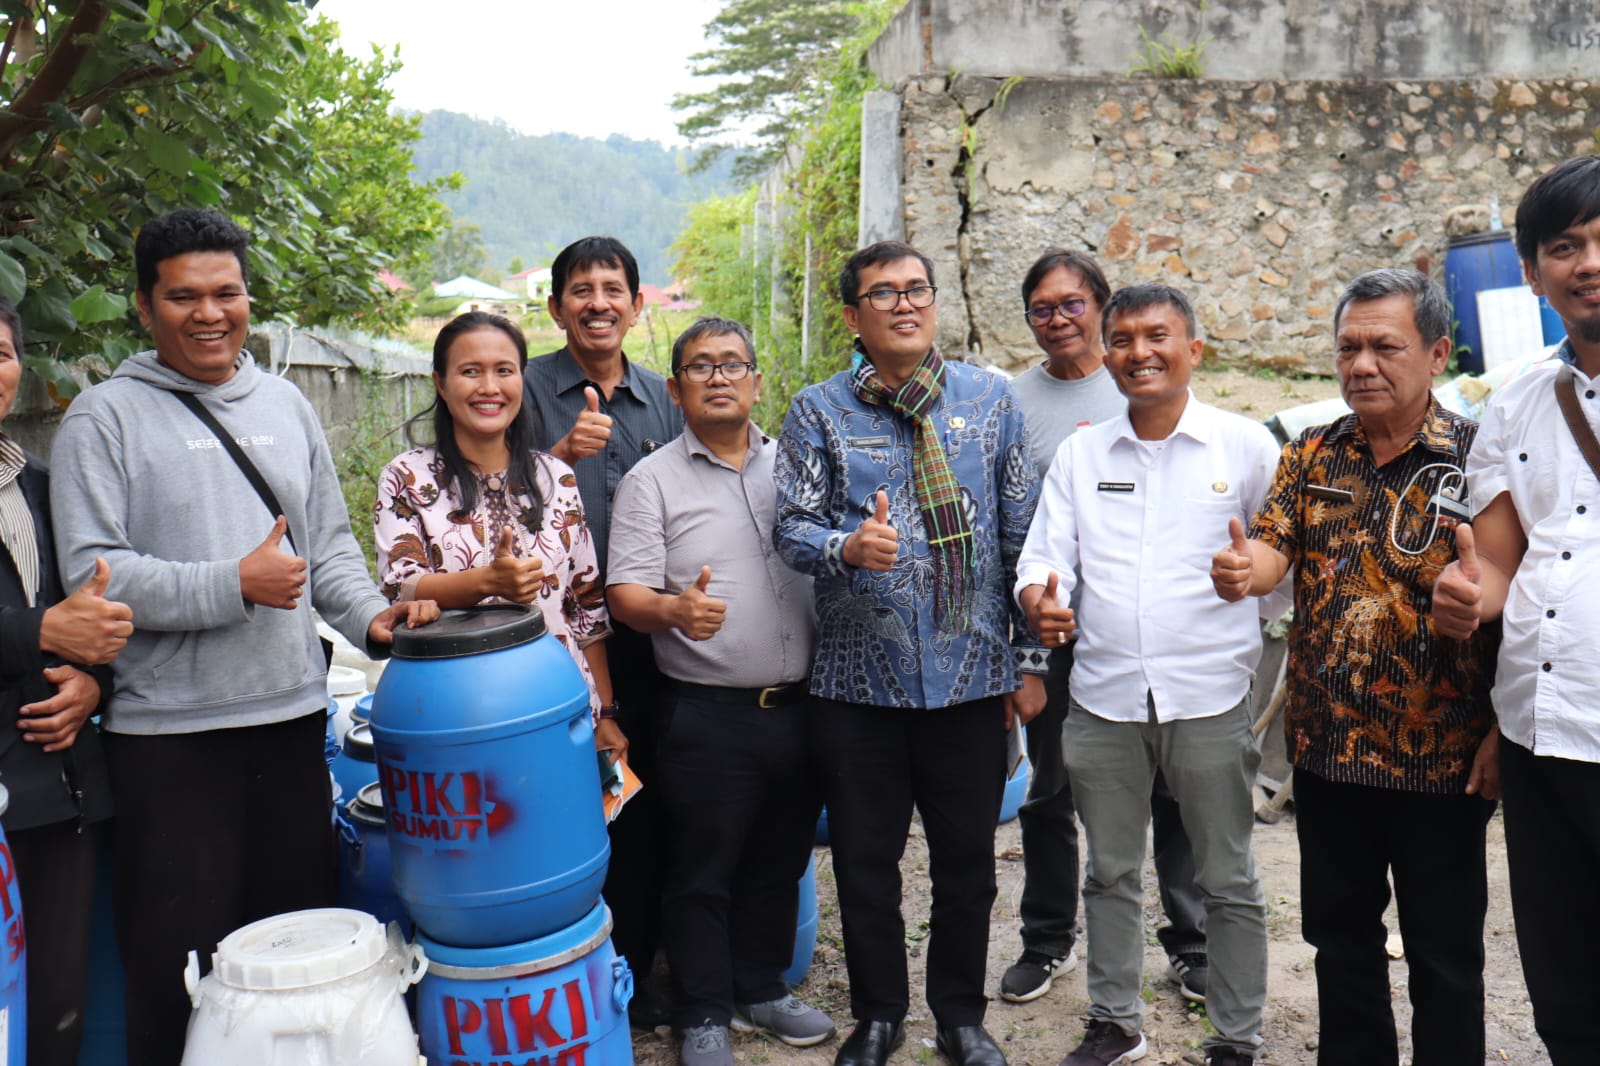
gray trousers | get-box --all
[1064,694,1266,1055]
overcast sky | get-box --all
[316,0,728,145]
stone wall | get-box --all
[871,0,1600,85]
[894,74,1600,372]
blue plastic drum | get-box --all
[332,721,381,802]
[337,782,412,936]
[370,606,608,947]
[417,902,633,1066]
[0,786,25,1065]
[783,853,819,988]
[999,758,1031,824]
[1444,229,1524,374]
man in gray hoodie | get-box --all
[49,208,435,1066]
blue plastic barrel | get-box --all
[999,757,1031,824]
[417,902,633,1066]
[0,788,24,1066]
[331,721,381,802]
[370,606,608,947]
[783,854,819,987]
[814,807,830,847]
[1445,230,1525,374]
[353,692,374,727]
[337,782,412,936]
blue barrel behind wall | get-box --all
[370,606,608,947]
[1445,229,1525,374]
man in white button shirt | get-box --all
[1434,154,1600,1066]
[1015,283,1277,1066]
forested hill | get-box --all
[409,111,737,286]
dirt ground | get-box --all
[630,794,1544,1066]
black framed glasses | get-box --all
[1024,299,1089,326]
[854,285,937,311]
[676,361,756,383]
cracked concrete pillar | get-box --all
[858,89,904,248]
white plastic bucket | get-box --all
[326,665,370,746]
[181,908,426,1066]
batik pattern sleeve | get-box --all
[995,384,1047,674]
[374,450,444,602]
[773,389,851,578]
[544,455,610,648]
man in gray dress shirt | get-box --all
[609,316,834,1066]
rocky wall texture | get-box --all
[898,74,1600,373]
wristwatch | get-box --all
[597,700,621,721]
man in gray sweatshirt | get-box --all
[49,208,434,1066]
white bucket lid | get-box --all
[212,908,387,990]
[325,665,368,697]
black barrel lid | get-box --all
[349,781,386,826]
[390,605,547,660]
[1447,228,1514,248]
[342,722,376,762]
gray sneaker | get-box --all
[732,993,837,1047]
[679,1024,735,1066]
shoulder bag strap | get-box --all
[173,390,300,554]
[1554,373,1600,483]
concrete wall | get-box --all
[7,324,431,461]
[895,73,1600,372]
[871,0,1600,85]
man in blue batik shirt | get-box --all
[774,240,1046,1066]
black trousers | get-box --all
[1500,736,1600,1066]
[102,711,336,1066]
[1018,644,1207,960]
[658,691,819,1027]
[602,624,668,984]
[1294,767,1493,1066]
[9,817,99,1066]
[813,697,1007,1028]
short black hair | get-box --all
[1021,249,1111,309]
[670,316,756,373]
[839,241,935,304]
[1335,269,1451,348]
[0,292,21,352]
[551,237,640,299]
[1101,283,1198,342]
[1515,156,1600,264]
[134,208,250,298]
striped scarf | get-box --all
[851,346,973,625]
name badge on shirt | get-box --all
[1098,481,1136,493]
[643,439,664,454]
[1306,484,1355,503]
[847,435,893,449]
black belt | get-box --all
[674,680,810,709]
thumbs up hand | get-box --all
[1021,570,1076,647]
[1210,517,1256,603]
[844,490,899,571]
[674,565,727,640]
[483,526,545,604]
[1432,523,1484,639]
[554,385,613,464]
[240,516,308,610]
[40,557,135,663]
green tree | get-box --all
[421,218,490,284]
[0,1,452,396]
[672,0,863,178]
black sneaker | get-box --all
[1061,1020,1148,1065]
[1167,949,1208,1003]
[1207,1049,1253,1066]
[999,947,1078,1003]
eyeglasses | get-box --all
[676,361,755,383]
[1024,299,1089,326]
[854,285,937,311]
